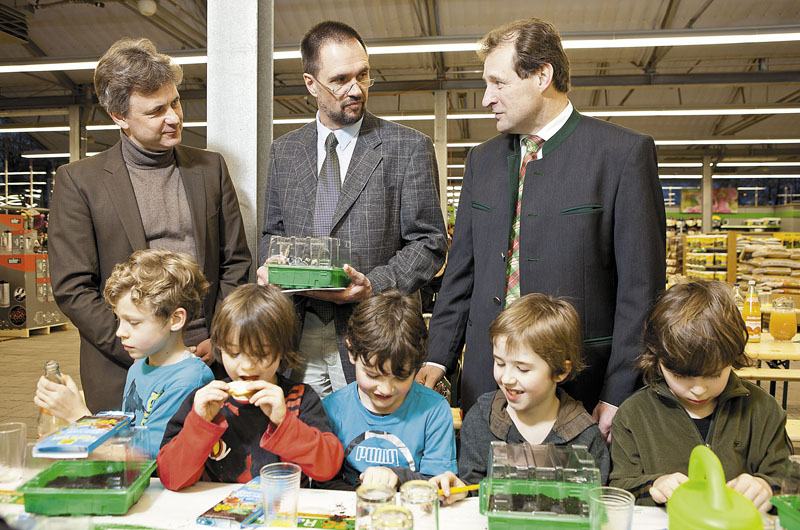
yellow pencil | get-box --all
[437,484,480,496]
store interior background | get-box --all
[1,0,800,441]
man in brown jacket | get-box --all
[49,38,251,412]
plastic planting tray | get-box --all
[479,443,600,529]
[20,459,157,515]
[772,495,800,530]
[267,265,350,289]
[265,236,351,290]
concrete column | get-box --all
[702,155,712,232]
[68,104,86,162]
[433,90,448,220]
[207,0,273,274]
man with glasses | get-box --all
[257,21,447,398]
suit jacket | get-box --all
[260,112,447,381]
[428,110,666,412]
[49,141,251,412]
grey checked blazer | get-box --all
[260,112,448,381]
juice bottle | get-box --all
[37,359,69,438]
[743,280,761,343]
[732,283,745,320]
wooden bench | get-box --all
[735,367,800,408]
[786,419,800,451]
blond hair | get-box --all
[94,37,183,116]
[210,284,301,369]
[103,248,209,323]
[489,293,584,380]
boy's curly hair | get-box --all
[103,248,209,323]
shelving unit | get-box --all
[683,233,737,284]
[666,236,683,276]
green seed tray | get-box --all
[479,478,592,529]
[267,265,350,289]
[771,495,800,530]
[20,459,157,516]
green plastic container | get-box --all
[478,443,600,529]
[267,264,350,289]
[667,445,762,530]
[771,495,800,530]
[20,459,157,516]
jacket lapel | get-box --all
[295,122,318,232]
[102,141,147,250]
[331,112,381,230]
[175,145,207,269]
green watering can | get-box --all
[667,445,762,530]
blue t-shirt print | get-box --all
[345,430,416,470]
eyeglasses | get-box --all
[311,75,375,97]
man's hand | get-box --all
[34,374,90,423]
[727,473,772,512]
[256,265,269,286]
[650,472,688,504]
[306,264,372,304]
[415,365,445,389]
[249,380,287,426]
[193,381,229,422]
[429,471,467,505]
[189,338,214,365]
[592,402,618,445]
[360,466,399,489]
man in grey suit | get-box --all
[257,21,447,397]
[49,38,251,412]
[417,18,665,441]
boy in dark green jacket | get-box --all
[610,280,792,512]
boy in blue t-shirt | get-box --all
[35,249,213,458]
[322,290,457,489]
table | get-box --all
[742,333,800,408]
[0,478,671,529]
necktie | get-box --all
[505,135,544,307]
[310,132,340,324]
[313,132,341,237]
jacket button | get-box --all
[493,296,501,306]
[500,252,506,262]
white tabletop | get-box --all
[0,478,672,529]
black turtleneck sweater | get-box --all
[120,133,207,345]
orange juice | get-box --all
[744,282,761,342]
[770,310,797,341]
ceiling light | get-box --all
[1,122,206,134]
[447,164,466,169]
[1,172,47,175]
[0,54,205,74]
[659,175,702,180]
[716,161,800,167]
[658,163,704,167]
[584,107,800,117]
[713,174,800,179]
[564,31,800,49]
[447,142,481,148]
[137,0,157,16]
[21,152,100,159]
[656,139,800,145]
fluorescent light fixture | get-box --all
[658,162,704,168]
[447,142,481,148]
[584,107,800,117]
[380,115,436,122]
[447,164,466,169]
[273,117,315,125]
[2,171,47,175]
[448,113,493,120]
[738,187,768,190]
[21,152,100,159]
[0,125,69,133]
[713,174,800,179]
[563,30,800,49]
[449,176,464,180]
[659,175,702,180]
[0,182,48,186]
[0,54,205,74]
[716,161,800,167]
[656,139,800,145]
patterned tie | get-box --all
[313,132,340,237]
[505,135,544,307]
[309,132,340,324]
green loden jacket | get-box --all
[609,372,792,505]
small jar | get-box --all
[399,480,438,530]
[371,505,413,530]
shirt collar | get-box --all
[520,100,573,148]
[316,112,363,151]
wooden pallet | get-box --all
[0,322,70,338]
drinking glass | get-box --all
[589,486,634,530]
[0,422,26,488]
[260,462,301,528]
[399,479,438,530]
[356,483,395,530]
[371,505,413,530]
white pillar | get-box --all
[68,104,85,162]
[433,90,448,220]
[207,0,273,275]
[702,155,712,232]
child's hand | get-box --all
[360,466,399,489]
[34,374,90,423]
[727,473,772,512]
[429,471,467,505]
[249,381,287,426]
[650,472,688,504]
[193,381,229,422]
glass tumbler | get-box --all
[260,462,301,528]
[371,505,413,530]
[400,479,438,530]
[356,483,396,530]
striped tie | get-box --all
[505,135,544,307]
